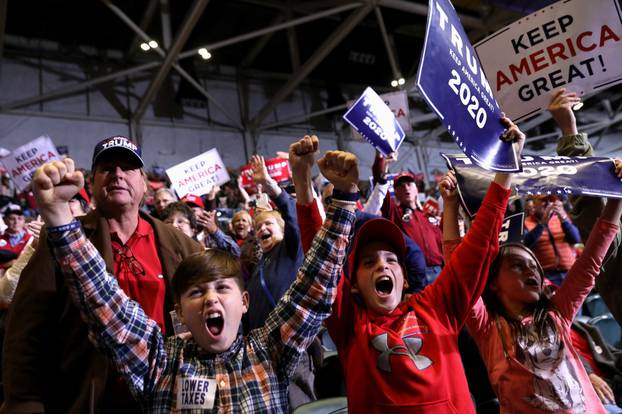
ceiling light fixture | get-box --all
[140,42,150,51]
[198,48,212,60]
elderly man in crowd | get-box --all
[3,136,202,413]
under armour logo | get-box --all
[371,333,433,373]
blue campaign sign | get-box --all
[500,213,524,244]
[343,87,405,157]
[417,0,520,172]
[442,153,622,218]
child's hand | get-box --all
[500,115,526,158]
[289,135,319,178]
[439,170,458,204]
[614,158,622,179]
[548,89,580,136]
[33,159,83,227]
[318,151,359,193]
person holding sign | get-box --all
[28,149,358,413]
[315,117,523,413]
[552,88,622,331]
[442,135,622,412]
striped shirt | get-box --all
[48,203,354,413]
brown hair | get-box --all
[483,243,558,340]
[171,249,244,302]
[161,202,197,230]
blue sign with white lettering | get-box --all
[343,87,406,157]
[417,0,520,172]
[443,153,622,218]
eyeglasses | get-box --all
[113,245,145,276]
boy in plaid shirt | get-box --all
[32,150,359,413]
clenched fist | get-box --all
[317,151,359,193]
[33,158,84,227]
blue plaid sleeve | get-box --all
[48,224,168,404]
[253,201,355,377]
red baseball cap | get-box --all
[393,171,416,186]
[348,218,407,277]
[182,194,204,209]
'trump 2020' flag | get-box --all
[417,0,519,172]
[443,153,622,218]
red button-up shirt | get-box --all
[111,216,166,332]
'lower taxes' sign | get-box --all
[166,149,230,198]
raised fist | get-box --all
[317,151,359,193]
[289,135,319,177]
[33,158,84,227]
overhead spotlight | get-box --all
[198,48,212,60]
[140,42,150,51]
[572,101,584,111]
[148,40,158,49]
[397,78,405,85]
[391,79,399,87]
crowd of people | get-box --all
[0,90,621,413]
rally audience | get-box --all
[4,86,622,414]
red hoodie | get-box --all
[323,183,509,413]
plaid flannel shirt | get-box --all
[49,202,354,413]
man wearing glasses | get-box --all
[3,136,202,413]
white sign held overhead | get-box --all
[166,149,231,198]
[475,0,622,121]
[1,136,61,192]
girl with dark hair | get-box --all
[441,160,622,414]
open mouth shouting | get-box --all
[374,275,394,298]
[524,276,540,290]
[205,311,224,337]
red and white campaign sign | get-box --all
[1,136,61,192]
[166,149,230,198]
[239,157,290,190]
[475,0,622,121]
[423,196,440,218]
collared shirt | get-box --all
[381,193,443,267]
[111,216,165,332]
[48,202,354,413]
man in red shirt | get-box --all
[4,136,202,413]
[381,171,443,284]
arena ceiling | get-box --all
[1,0,622,153]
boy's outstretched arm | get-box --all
[32,159,167,402]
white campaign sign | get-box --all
[166,148,231,198]
[382,90,412,134]
[475,0,622,121]
[1,136,61,192]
